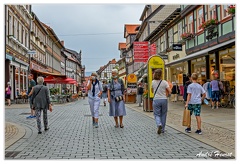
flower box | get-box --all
[181,32,195,41]
[227,5,235,15]
[199,19,219,30]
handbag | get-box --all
[115,95,124,102]
[182,107,191,126]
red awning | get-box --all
[44,75,77,84]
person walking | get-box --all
[27,74,36,119]
[185,73,206,135]
[202,79,211,105]
[137,83,144,107]
[108,69,126,128]
[31,76,52,134]
[151,69,171,134]
[183,74,192,104]
[102,80,108,106]
[5,82,11,106]
[210,76,223,109]
[87,72,103,128]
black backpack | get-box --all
[103,85,108,92]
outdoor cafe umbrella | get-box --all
[44,75,76,84]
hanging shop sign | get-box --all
[172,44,182,51]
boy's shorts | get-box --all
[188,104,201,116]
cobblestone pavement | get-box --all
[126,101,235,157]
[5,99,235,159]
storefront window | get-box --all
[170,65,186,84]
[192,57,206,84]
[219,47,235,88]
[15,67,28,97]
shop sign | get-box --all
[148,56,165,98]
[27,50,36,55]
[127,83,137,94]
[6,54,13,61]
[173,53,180,60]
[127,73,137,83]
[172,44,182,51]
[14,57,29,66]
[31,63,46,72]
[158,54,168,60]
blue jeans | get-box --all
[153,99,168,132]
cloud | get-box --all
[32,4,144,72]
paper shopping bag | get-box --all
[182,108,190,126]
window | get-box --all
[208,5,216,20]
[221,5,231,19]
[8,13,12,35]
[197,7,204,32]
[25,31,28,47]
[22,28,24,44]
[17,22,20,40]
[187,14,193,33]
[178,21,182,41]
[168,28,173,47]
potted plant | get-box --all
[181,32,195,41]
[227,5,235,15]
[199,19,219,30]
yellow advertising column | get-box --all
[126,73,137,103]
[146,55,165,111]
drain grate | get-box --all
[5,151,21,158]
[19,113,31,115]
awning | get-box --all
[44,75,77,84]
[165,39,235,67]
[31,69,66,77]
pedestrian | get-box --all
[26,74,36,119]
[171,82,179,102]
[202,79,211,105]
[151,69,171,134]
[108,69,126,128]
[102,80,108,106]
[210,76,223,109]
[5,82,11,106]
[185,73,206,135]
[31,76,52,134]
[87,72,103,128]
[137,83,144,107]
[183,73,192,103]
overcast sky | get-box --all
[32,4,145,73]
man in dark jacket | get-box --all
[31,76,52,134]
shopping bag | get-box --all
[182,108,190,126]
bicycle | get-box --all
[220,87,235,108]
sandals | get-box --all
[115,125,119,128]
[120,125,124,128]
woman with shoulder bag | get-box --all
[108,69,126,128]
[151,69,171,134]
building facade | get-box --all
[5,5,32,99]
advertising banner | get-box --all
[147,56,165,98]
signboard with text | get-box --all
[133,42,156,63]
